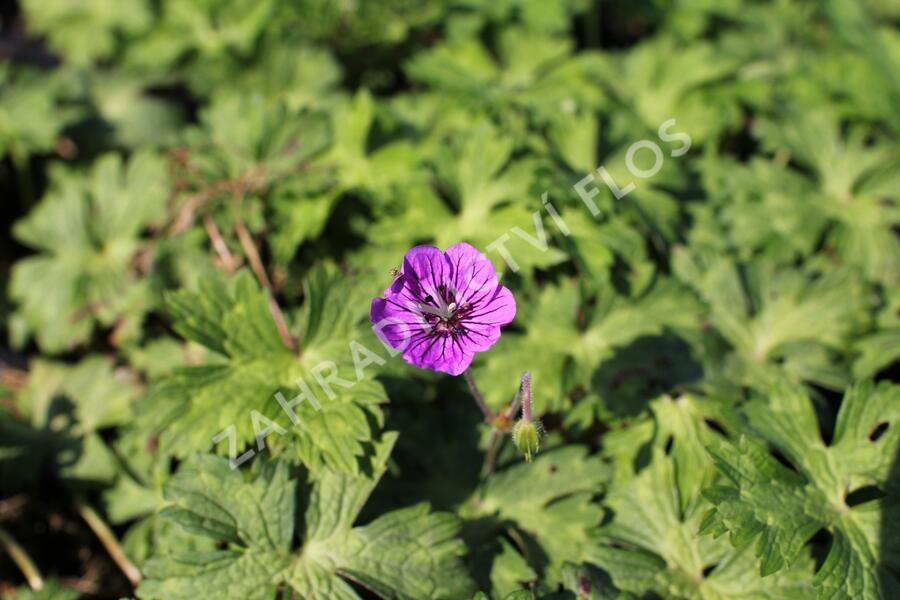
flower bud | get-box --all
[512,418,543,462]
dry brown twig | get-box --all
[75,496,141,587]
[203,214,241,272]
[164,150,295,351]
[167,180,234,235]
[0,525,43,591]
[231,189,296,352]
[168,163,268,236]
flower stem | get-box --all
[481,371,534,476]
[0,524,43,591]
[463,369,495,422]
[75,496,141,587]
[520,371,533,422]
[483,428,500,475]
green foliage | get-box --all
[2,0,899,599]
[590,395,816,599]
[10,151,169,352]
[140,269,387,474]
[0,66,79,161]
[137,434,474,599]
[1,357,140,491]
[702,382,900,598]
[20,0,152,65]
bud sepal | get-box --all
[512,418,543,462]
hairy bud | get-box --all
[512,418,543,462]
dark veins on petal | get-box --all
[402,259,489,343]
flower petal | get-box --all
[463,285,516,328]
[370,296,430,351]
[404,332,475,376]
[401,245,452,308]
[457,322,501,352]
[444,242,499,306]
[369,243,516,376]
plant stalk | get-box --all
[463,369,495,422]
[481,371,534,475]
[75,496,141,587]
[203,214,240,272]
[0,524,43,591]
[232,194,296,352]
[520,371,533,422]
[483,429,501,476]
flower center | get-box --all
[428,300,472,335]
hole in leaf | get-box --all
[702,563,718,578]
[808,528,833,572]
[809,385,839,445]
[663,435,674,455]
[845,485,885,507]
[340,573,378,599]
[633,441,652,472]
[703,418,726,436]
[599,509,615,527]
[869,422,889,442]
[548,464,558,474]
[771,448,798,473]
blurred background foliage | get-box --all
[1,0,899,598]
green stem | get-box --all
[463,369,495,422]
[520,371,533,422]
[232,191,296,352]
[482,428,501,477]
[0,524,43,591]
[481,371,535,476]
[75,496,141,587]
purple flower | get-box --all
[370,243,516,376]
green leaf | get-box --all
[363,119,567,276]
[315,90,423,199]
[189,91,330,181]
[9,580,81,600]
[853,329,900,379]
[702,381,900,598]
[141,268,386,474]
[406,27,604,129]
[590,35,742,145]
[475,277,701,415]
[0,66,80,159]
[674,251,869,391]
[138,434,475,599]
[754,108,900,285]
[463,446,609,586]
[10,151,169,352]
[0,357,140,491]
[589,393,815,599]
[20,0,152,64]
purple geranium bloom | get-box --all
[370,243,516,376]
